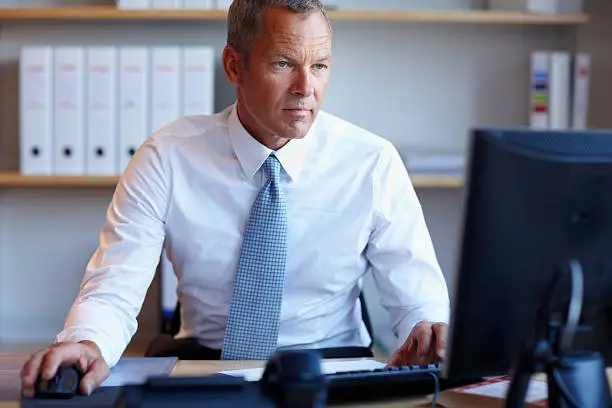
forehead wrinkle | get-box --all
[271,40,330,53]
[267,36,331,57]
[269,47,330,64]
[265,28,330,45]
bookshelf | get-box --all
[0,7,589,25]
[0,172,463,189]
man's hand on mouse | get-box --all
[387,321,448,367]
[20,340,110,398]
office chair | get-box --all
[146,292,376,358]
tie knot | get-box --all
[263,155,282,182]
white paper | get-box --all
[101,357,177,387]
[219,358,386,382]
[463,378,548,403]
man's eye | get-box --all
[276,61,289,68]
[314,64,327,70]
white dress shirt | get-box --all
[56,103,450,368]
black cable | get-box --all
[427,372,440,408]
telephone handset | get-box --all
[260,350,328,408]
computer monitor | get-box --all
[444,128,612,404]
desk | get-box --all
[0,353,429,408]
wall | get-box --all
[577,0,612,130]
[0,0,586,354]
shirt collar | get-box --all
[227,103,312,182]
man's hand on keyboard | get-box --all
[387,321,448,367]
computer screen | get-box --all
[445,128,612,381]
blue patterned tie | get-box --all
[221,154,288,360]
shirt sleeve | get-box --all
[55,137,170,368]
[364,143,450,348]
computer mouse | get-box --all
[35,364,83,399]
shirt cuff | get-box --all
[55,327,122,369]
[396,302,450,349]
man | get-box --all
[21,0,450,398]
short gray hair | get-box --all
[227,0,331,63]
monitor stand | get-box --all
[505,260,611,408]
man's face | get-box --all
[233,7,332,144]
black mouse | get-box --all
[35,364,83,399]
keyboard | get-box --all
[324,364,480,404]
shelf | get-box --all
[0,173,118,188]
[0,172,462,189]
[0,6,589,25]
[410,174,463,188]
[326,9,588,24]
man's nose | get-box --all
[290,69,314,97]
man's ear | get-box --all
[222,45,243,87]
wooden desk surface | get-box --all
[0,354,430,408]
